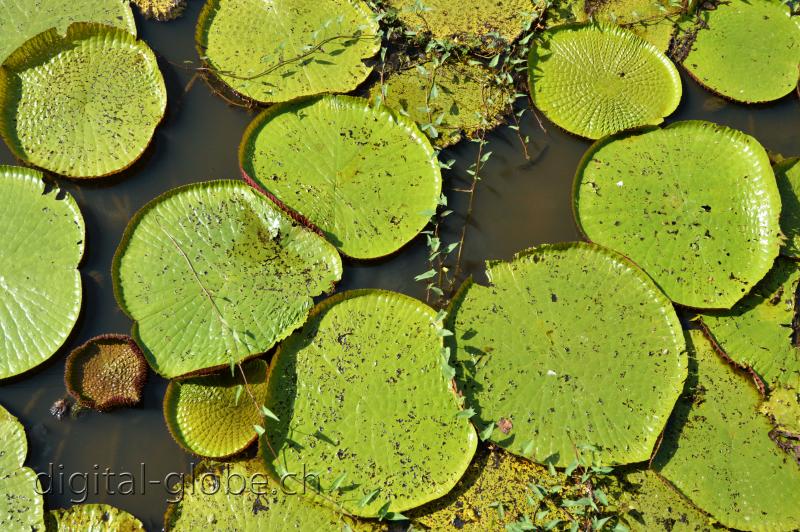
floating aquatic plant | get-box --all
[761,376,800,437]
[654,331,800,530]
[574,120,782,309]
[449,242,686,467]
[0,166,84,380]
[0,23,166,178]
[164,359,267,458]
[0,0,136,63]
[45,504,144,531]
[585,0,686,51]
[528,23,681,139]
[196,0,379,104]
[262,289,477,516]
[682,0,800,103]
[65,334,148,411]
[112,180,342,378]
[0,404,44,530]
[775,158,800,258]
[240,95,441,259]
[132,0,187,20]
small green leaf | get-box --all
[261,405,280,422]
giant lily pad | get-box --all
[164,359,268,458]
[112,180,342,379]
[0,166,84,380]
[654,331,800,530]
[528,23,681,139]
[699,258,800,388]
[45,504,144,531]
[449,242,687,467]
[0,0,136,63]
[585,0,685,51]
[683,0,800,103]
[0,23,166,178]
[240,95,441,259]
[574,120,782,309]
[196,0,379,104]
[262,289,477,516]
[0,404,44,531]
[775,158,800,258]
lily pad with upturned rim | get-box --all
[65,334,148,411]
[262,289,477,517]
[240,95,441,259]
[775,157,800,258]
[0,23,166,179]
[573,120,782,309]
[528,23,681,139]
[45,504,144,531]
[164,359,268,458]
[0,404,45,531]
[112,180,342,379]
[0,166,84,380]
[449,242,687,467]
[196,0,379,104]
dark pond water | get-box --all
[0,4,798,530]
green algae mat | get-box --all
[0,166,84,380]
[113,180,342,379]
[0,404,44,530]
[0,23,166,178]
[574,121,781,309]
[240,95,441,259]
[449,242,686,467]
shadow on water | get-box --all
[0,3,798,528]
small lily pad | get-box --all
[112,180,342,378]
[654,331,800,530]
[0,166,84,380]
[528,23,681,139]
[699,258,800,388]
[65,334,148,411]
[775,157,800,258]
[0,404,44,531]
[0,23,166,178]
[574,120,782,309]
[449,242,686,467]
[45,504,144,531]
[164,359,268,458]
[683,0,800,103]
[262,289,477,516]
[133,0,187,20]
[240,95,441,259]
[196,0,379,104]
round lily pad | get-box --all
[654,331,800,530]
[262,289,477,516]
[45,504,144,531]
[683,0,800,103]
[0,0,136,63]
[196,0,379,104]
[0,23,166,178]
[574,120,782,309]
[775,158,800,258]
[65,334,148,411]
[449,242,687,467]
[528,23,681,139]
[0,166,84,380]
[164,359,267,458]
[112,180,342,379]
[240,95,441,259]
[0,404,44,531]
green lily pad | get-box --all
[0,23,166,178]
[133,0,186,21]
[196,0,379,104]
[45,504,144,531]
[0,166,84,380]
[528,23,681,139]
[65,334,148,411]
[574,120,782,309]
[240,95,441,259]
[370,60,510,148]
[585,0,685,51]
[0,0,136,63]
[699,258,800,388]
[683,0,800,103]
[164,459,370,530]
[775,158,800,258]
[112,180,342,379]
[760,377,800,435]
[449,242,686,467]
[654,331,800,530]
[0,404,45,531]
[262,289,477,516]
[164,359,267,458]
